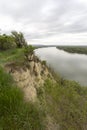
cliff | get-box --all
[1,32,87,130]
[4,52,59,130]
[5,53,54,102]
[1,48,87,130]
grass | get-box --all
[0,48,25,66]
[1,47,87,130]
[0,67,46,130]
[37,79,87,130]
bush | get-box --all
[0,31,27,51]
[0,34,16,50]
[24,45,35,59]
[42,60,46,66]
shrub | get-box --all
[0,34,16,50]
[24,45,35,59]
[42,60,46,66]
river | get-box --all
[35,47,87,86]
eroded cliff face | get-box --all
[5,54,54,102]
[5,54,59,130]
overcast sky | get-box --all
[0,0,87,45]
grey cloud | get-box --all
[0,0,87,40]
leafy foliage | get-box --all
[42,60,46,66]
[24,45,35,59]
[0,34,16,50]
[0,31,27,51]
[0,32,87,130]
[11,31,27,48]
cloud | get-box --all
[0,0,87,44]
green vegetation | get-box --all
[57,46,87,54]
[0,46,35,66]
[0,67,45,130]
[0,31,35,66]
[24,45,35,60]
[11,31,27,48]
[0,31,27,51]
[0,32,45,130]
[0,34,16,50]
[41,60,47,66]
[0,48,24,65]
[1,32,87,129]
[38,79,87,130]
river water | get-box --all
[35,47,87,86]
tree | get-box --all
[11,31,27,48]
[0,34,16,50]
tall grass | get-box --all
[0,48,25,66]
[37,79,87,130]
[0,67,45,130]
[1,47,87,130]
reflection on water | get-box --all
[35,47,87,86]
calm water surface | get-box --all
[35,47,87,86]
